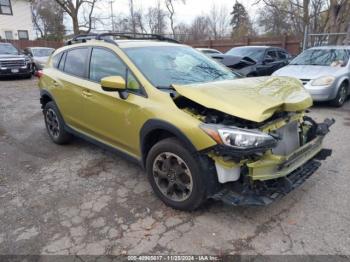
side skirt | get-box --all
[64,124,144,169]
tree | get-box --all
[53,0,100,35]
[146,1,167,34]
[31,0,65,40]
[165,0,186,37]
[230,1,253,38]
[207,3,230,39]
[189,16,210,41]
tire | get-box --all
[146,138,217,211]
[330,82,348,107]
[43,101,71,144]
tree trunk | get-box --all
[72,15,80,35]
[328,0,339,45]
[302,0,310,49]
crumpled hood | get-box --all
[173,76,313,123]
[273,65,341,79]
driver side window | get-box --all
[89,48,141,94]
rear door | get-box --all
[49,47,90,130]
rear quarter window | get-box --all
[52,53,63,68]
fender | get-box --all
[140,119,198,165]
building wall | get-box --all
[0,0,34,40]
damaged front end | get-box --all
[174,95,335,206]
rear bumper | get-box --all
[212,118,335,206]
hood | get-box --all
[273,65,341,79]
[173,77,312,123]
[33,56,49,64]
[0,54,27,60]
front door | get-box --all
[81,47,146,157]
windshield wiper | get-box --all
[156,86,176,90]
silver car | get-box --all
[23,47,55,72]
[273,46,350,107]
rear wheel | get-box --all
[330,82,348,107]
[43,101,71,144]
[146,138,215,211]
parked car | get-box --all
[0,43,32,78]
[38,33,334,211]
[23,47,55,72]
[197,48,223,55]
[273,46,350,107]
[226,46,292,76]
[210,54,257,76]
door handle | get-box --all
[82,90,92,98]
[52,81,59,87]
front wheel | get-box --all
[146,138,215,211]
[330,82,348,107]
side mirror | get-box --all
[101,76,128,99]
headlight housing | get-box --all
[311,76,335,86]
[200,124,277,150]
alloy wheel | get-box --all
[45,108,60,139]
[152,152,193,202]
[338,85,347,105]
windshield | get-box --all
[32,48,54,57]
[226,47,265,62]
[0,44,18,55]
[291,49,350,66]
[124,46,238,88]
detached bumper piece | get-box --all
[213,149,331,206]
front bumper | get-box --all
[212,118,335,206]
[304,83,338,101]
[0,65,32,76]
[213,151,330,206]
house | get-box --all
[0,0,34,40]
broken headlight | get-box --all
[200,124,277,150]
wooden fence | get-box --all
[0,39,63,50]
[1,35,302,55]
[184,35,302,55]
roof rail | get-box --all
[97,33,179,43]
[65,32,179,46]
[65,34,99,45]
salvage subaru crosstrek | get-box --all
[38,33,334,211]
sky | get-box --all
[97,0,262,29]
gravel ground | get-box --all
[0,78,349,256]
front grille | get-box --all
[272,121,300,156]
[300,79,310,85]
[0,59,26,69]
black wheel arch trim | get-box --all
[140,119,199,166]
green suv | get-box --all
[38,33,334,211]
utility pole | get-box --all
[110,0,115,32]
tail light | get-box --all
[35,70,44,78]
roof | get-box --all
[309,45,350,50]
[114,40,185,49]
[27,47,55,49]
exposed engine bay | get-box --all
[174,95,334,185]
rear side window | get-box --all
[89,48,126,82]
[64,48,89,78]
